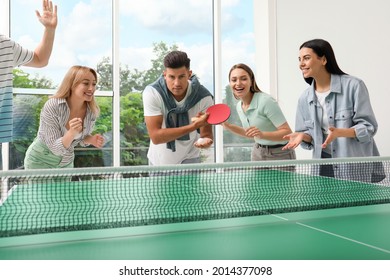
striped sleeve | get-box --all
[38,99,70,156]
[12,40,34,67]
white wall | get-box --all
[275,0,390,159]
[0,0,9,35]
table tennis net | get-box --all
[1,157,390,237]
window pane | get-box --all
[221,0,255,162]
[9,0,113,169]
[11,0,113,89]
[119,0,214,166]
[10,94,47,169]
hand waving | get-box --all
[36,0,58,30]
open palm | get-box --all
[36,0,58,29]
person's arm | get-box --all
[238,94,292,141]
[282,132,312,150]
[321,127,356,148]
[283,93,314,150]
[323,80,377,148]
[61,118,83,149]
[194,122,213,148]
[199,124,213,140]
[245,122,292,141]
[145,113,209,145]
[83,134,105,148]
[349,80,378,142]
[25,0,58,68]
[39,100,72,156]
[222,122,251,138]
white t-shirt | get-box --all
[315,89,331,154]
[143,82,213,165]
[315,90,331,134]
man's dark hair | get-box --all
[163,51,191,69]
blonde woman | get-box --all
[24,65,104,169]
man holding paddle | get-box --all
[142,50,214,165]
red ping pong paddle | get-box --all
[191,103,231,125]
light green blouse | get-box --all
[236,92,288,146]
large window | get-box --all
[4,0,256,170]
[11,0,113,88]
[9,0,113,169]
[118,0,214,165]
[221,0,255,162]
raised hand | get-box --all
[36,0,58,30]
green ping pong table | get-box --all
[0,159,390,260]
[0,203,390,259]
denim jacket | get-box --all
[295,74,382,181]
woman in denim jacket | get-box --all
[283,39,384,182]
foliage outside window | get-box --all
[10,38,256,169]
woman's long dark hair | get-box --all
[300,39,347,85]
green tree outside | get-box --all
[9,41,251,169]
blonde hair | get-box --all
[52,65,100,116]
